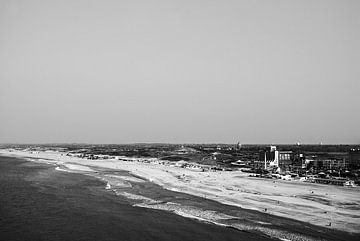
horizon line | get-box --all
[0,142,359,146]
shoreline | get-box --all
[1,149,359,235]
[1,155,259,241]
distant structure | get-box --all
[252,145,358,174]
[256,146,306,172]
[257,146,294,170]
[235,142,241,151]
[305,158,347,171]
[258,145,278,169]
[349,148,360,169]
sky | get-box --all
[0,0,359,144]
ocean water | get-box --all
[0,156,358,241]
[0,156,267,241]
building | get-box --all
[258,146,278,169]
[294,153,306,169]
[255,146,308,172]
[349,148,360,169]
[305,158,347,172]
[278,151,294,171]
[316,159,347,170]
[256,146,293,169]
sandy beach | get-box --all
[1,149,359,234]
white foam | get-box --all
[104,174,145,183]
[55,166,69,172]
[63,164,95,172]
[117,192,158,204]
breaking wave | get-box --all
[52,164,322,241]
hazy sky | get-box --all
[0,0,359,144]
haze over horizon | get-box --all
[1,0,359,144]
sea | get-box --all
[0,155,358,241]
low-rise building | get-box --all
[305,158,347,171]
[278,151,293,171]
[349,148,360,169]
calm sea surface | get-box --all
[0,156,269,241]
